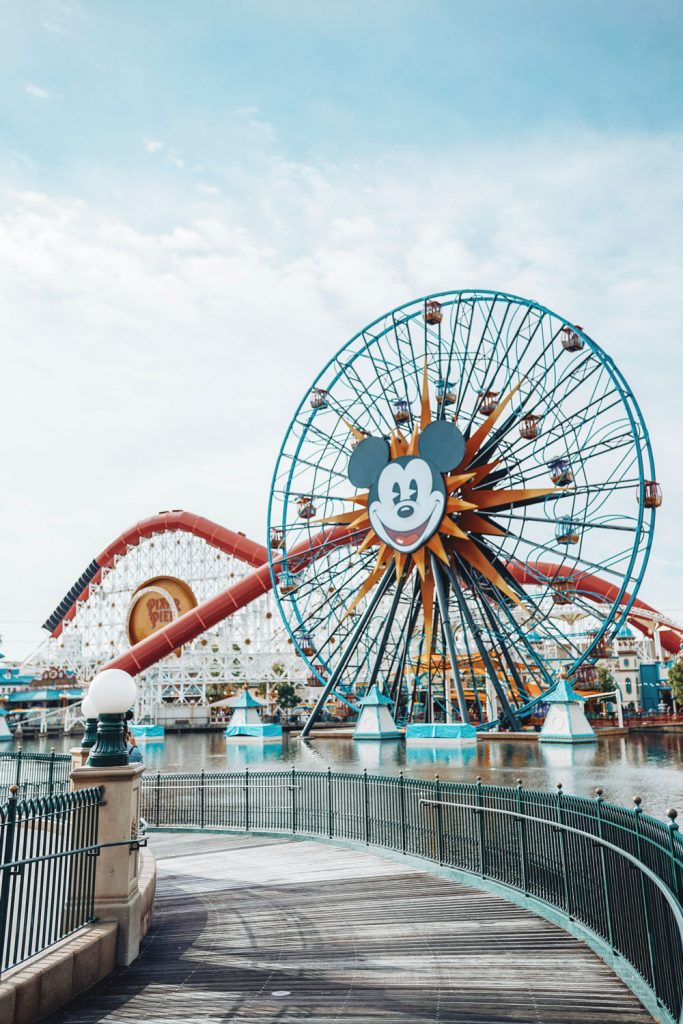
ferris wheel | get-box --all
[267,290,659,731]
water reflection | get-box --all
[354,740,402,772]
[225,741,283,767]
[539,743,598,772]
[17,730,682,819]
[405,744,478,768]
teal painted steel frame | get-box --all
[267,290,657,731]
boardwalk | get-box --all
[44,833,653,1024]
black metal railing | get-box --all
[0,749,72,798]
[0,784,103,974]
[141,769,683,1023]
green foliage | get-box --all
[596,665,615,693]
[276,682,301,715]
[668,660,683,705]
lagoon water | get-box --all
[17,730,682,820]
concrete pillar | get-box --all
[70,762,145,967]
[70,747,90,771]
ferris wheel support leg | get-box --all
[299,564,396,739]
[365,570,408,695]
[431,555,470,725]
[389,577,423,714]
[445,562,521,732]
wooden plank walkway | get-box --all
[44,832,654,1023]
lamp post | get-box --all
[87,669,138,768]
[81,691,99,749]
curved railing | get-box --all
[141,770,683,1024]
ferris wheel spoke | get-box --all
[481,523,632,585]
[454,295,508,418]
[472,355,601,468]
[390,316,422,418]
[360,327,412,428]
[437,294,469,420]
[342,361,395,436]
[476,306,548,413]
[500,511,637,534]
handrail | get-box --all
[141,769,683,1023]
[421,795,683,929]
[0,784,104,974]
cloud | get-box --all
[234,105,275,142]
[25,83,51,100]
[198,183,221,196]
[42,0,81,34]
[167,150,185,169]
[143,139,163,154]
[0,131,681,657]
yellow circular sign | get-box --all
[127,576,198,646]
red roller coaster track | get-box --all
[43,511,682,677]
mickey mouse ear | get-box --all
[348,437,390,488]
[418,421,466,472]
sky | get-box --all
[1,0,682,659]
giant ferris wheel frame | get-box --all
[267,290,658,732]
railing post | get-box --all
[14,747,22,790]
[155,771,161,826]
[200,769,206,829]
[475,776,486,877]
[595,788,614,949]
[244,768,250,832]
[327,767,333,838]
[435,775,444,865]
[555,782,571,917]
[0,785,19,975]
[399,771,407,854]
[633,796,657,986]
[48,748,56,796]
[291,767,297,833]
[516,779,528,895]
[666,808,681,901]
[363,769,370,845]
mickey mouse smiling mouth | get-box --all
[368,457,446,554]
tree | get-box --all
[596,665,615,693]
[276,682,301,720]
[668,660,683,706]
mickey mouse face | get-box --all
[369,456,445,552]
[348,420,466,555]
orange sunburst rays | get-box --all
[315,377,559,626]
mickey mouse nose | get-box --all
[397,504,413,519]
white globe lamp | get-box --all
[86,669,138,767]
[81,690,99,749]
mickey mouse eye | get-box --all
[392,481,401,505]
[409,478,418,502]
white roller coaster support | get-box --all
[21,530,306,714]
